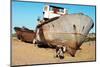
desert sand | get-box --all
[12,37,96,66]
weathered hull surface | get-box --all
[44,33,86,46]
[14,27,35,43]
[36,13,94,56]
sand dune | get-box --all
[12,37,96,66]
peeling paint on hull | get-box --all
[35,13,94,56]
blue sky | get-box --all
[12,1,96,33]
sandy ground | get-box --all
[12,37,96,66]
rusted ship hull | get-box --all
[35,13,94,56]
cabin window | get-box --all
[59,9,64,13]
[49,6,64,13]
[53,8,59,14]
[49,7,53,11]
[44,6,48,11]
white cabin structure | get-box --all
[43,5,68,20]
